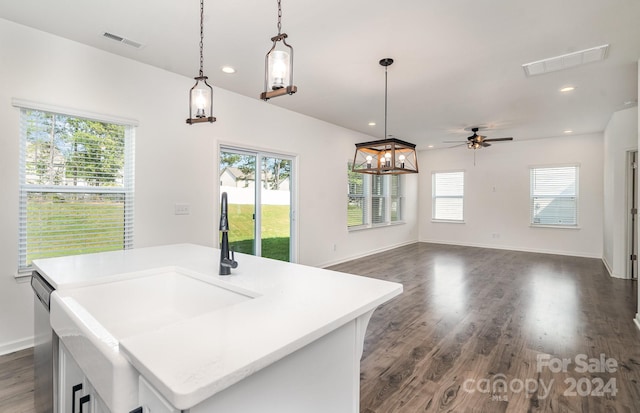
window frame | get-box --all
[529,164,579,228]
[14,100,137,275]
[431,170,465,223]
[347,162,405,230]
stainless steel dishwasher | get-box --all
[31,271,58,413]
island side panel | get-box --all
[190,319,360,413]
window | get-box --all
[347,163,404,228]
[530,165,578,227]
[347,164,367,226]
[390,175,403,222]
[432,171,464,221]
[18,106,135,271]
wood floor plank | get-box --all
[0,348,34,413]
[330,242,640,413]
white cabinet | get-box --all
[137,376,179,413]
[58,342,111,413]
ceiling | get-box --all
[1,0,639,149]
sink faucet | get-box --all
[219,192,238,275]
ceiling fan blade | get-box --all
[445,143,468,148]
[483,137,513,142]
[482,142,492,147]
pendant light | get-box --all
[186,0,216,124]
[260,0,298,101]
[352,59,419,175]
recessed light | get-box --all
[560,86,576,93]
[564,130,573,134]
[427,145,434,148]
[221,66,236,74]
[368,122,376,126]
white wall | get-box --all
[418,134,604,258]
[0,19,418,354]
[603,107,638,278]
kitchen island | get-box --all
[34,244,402,413]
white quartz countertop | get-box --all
[35,244,402,410]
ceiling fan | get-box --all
[445,127,513,150]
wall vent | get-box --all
[102,32,143,49]
[522,44,609,77]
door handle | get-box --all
[72,383,83,413]
[79,394,91,413]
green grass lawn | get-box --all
[26,199,291,265]
[348,204,364,226]
[225,203,290,262]
[26,197,125,265]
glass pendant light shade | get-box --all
[186,0,216,125]
[187,76,216,124]
[260,0,298,101]
[268,50,290,90]
[261,34,297,100]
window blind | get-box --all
[530,166,578,226]
[18,108,135,270]
[390,175,403,222]
[347,163,404,228]
[371,175,386,224]
[432,171,464,221]
[347,162,367,227]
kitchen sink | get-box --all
[50,267,255,412]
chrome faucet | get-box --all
[219,192,238,275]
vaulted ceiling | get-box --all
[1,0,638,148]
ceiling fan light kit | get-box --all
[352,58,419,175]
[444,127,513,150]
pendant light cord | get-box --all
[384,64,388,139]
[277,0,283,35]
[199,0,204,77]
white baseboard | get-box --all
[0,336,33,356]
[601,257,629,279]
[319,240,417,269]
[419,239,602,259]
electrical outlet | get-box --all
[175,203,191,215]
[491,233,500,239]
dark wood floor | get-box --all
[0,347,34,413]
[3,243,640,413]
[330,243,640,413]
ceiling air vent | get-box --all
[522,44,609,77]
[102,32,143,49]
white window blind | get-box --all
[347,162,404,228]
[390,175,403,222]
[347,162,367,227]
[530,165,578,226]
[371,175,386,224]
[18,107,135,271]
[432,171,464,221]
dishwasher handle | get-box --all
[31,271,55,310]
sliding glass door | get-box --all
[219,147,295,262]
